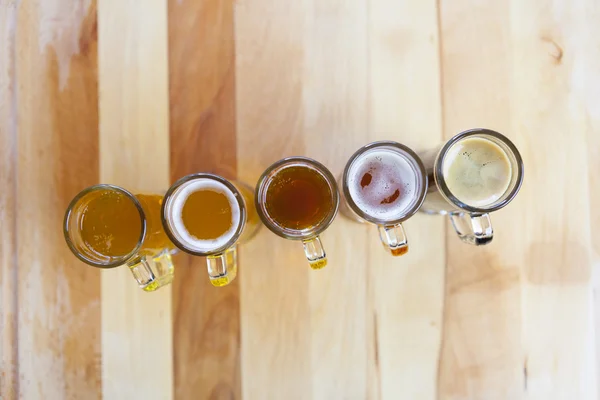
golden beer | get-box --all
[64,185,176,291]
[180,190,234,241]
[161,173,260,287]
[137,194,177,253]
[79,190,142,257]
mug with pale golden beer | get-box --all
[255,157,339,269]
[340,141,427,256]
[64,184,177,292]
[419,128,524,245]
[161,173,260,287]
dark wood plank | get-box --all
[14,0,101,397]
[168,0,240,398]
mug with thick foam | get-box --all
[161,173,260,287]
[64,184,177,292]
[419,128,524,245]
[340,141,427,256]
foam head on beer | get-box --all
[442,136,513,208]
[347,148,425,221]
[165,178,241,253]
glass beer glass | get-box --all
[419,128,524,245]
[64,184,177,292]
[161,173,260,287]
[255,157,339,269]
[340,141,427,256]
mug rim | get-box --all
[341,140,428,226]
[434,128,525,214]
[63,184,147,269]
[255,156,340,240]
[161,173,247,256]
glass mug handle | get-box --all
[449,212,493,245]
[302,236,327,270]
[378,224,409,256]
[127,250,175,292]
[207,247,238,287]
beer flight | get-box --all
[63,128,524,292]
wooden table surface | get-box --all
[1,0,599,399]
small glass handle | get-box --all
[127,251,175,292]
[449,212,493,245]
[302,236,327,270]
[378,224,409,256]
[207,247,238,287]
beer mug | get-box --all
[161,173,260,287]
[340,141,427,256]
[255,157,339,269]
[419,128,524,245]
[64,184,177,292]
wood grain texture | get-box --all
[368,0,445,399]
[3,0,600,399]
[0,2,18,398]
[438,2,523,399]
[168,0,241,398]
[13,0,101,398]
[511,1,597,399]
[98,0,172,399]
[235,0,312,398]
[303,0,370,397]
[438,1,599,399]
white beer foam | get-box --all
[168,179,241,252]
[347,149,421,220]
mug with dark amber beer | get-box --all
[64,185,177,292]
[161,173,260,287]
[255,157,339,269]
[419,128,524,245]
[340,141,427,256]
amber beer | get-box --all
[64,185,176,292]
[161,173,260,287]
[265,166,334,231]
[256,157,339,269]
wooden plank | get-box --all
[437,2,523,399]
[509,1,598,399]
[235,1,312,398]
[302,0,371,398]
[167,0,241,398]
[0,2,18,398]
[368,0,445,399]
[97,1,172,399]
[439,0,599,399]
[237,0,443,397]
[14,0,101,398]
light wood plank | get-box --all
[0,2,18,398]
[97,1,172,399]
[439,0,600,399]
[368,0,445,399]
[235,1,312,398]
[168,0,241,398]
[14,0,101,398]
[237,0,444,397]
[438,2,523,399]
[510,1,598,398]
[302,0,371,398]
